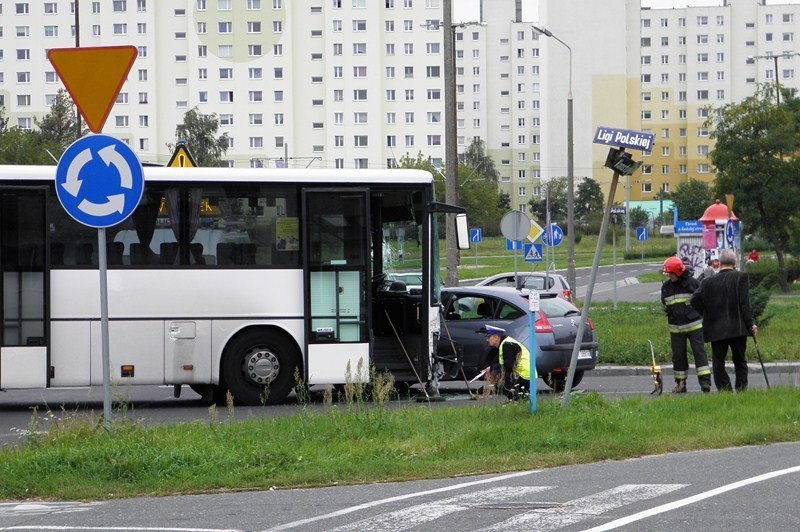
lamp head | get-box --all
[532,23,553,37]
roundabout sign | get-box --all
[56,134,144,228]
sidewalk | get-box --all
[595,362,800,377]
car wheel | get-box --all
[542,370,584,392]
[221,330,299,406]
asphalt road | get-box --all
[2,442,798,531]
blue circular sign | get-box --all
[542,223,564,247]
[55,134,144,228]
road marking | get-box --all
[580,465,800,531]
[477,484,686,531]
[2,527,240,532]
[261,470,539,531]
[327,486,554,531]
[0,502,100,517]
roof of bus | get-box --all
[1,165,435,185]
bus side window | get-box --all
[76,243,94,266]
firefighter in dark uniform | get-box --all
[661,256,712,393]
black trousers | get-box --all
[710,335,749,391]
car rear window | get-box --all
[522,276,555,290]
[538,296,579,317]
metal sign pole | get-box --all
[98,228,112,431]
[562,170,621,407]
[528,290,539,413]
[612,226,617,311]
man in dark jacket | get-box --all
[691,249,757,392]
[661,257,712,393]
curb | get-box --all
[594,363,800,377]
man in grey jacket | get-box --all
[691,249,757,391]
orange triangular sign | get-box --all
[48,46,137,133]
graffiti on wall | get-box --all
[678,242,705,271]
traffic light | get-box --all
[604,147,642,176]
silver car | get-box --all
[437,286,597,391]
[476,271,573,301]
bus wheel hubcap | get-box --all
[244,348,279,385]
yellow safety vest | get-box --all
[499,336,533,380]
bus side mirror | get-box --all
[455,213,470,250]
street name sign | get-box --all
[593,126,655,152]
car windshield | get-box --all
[389,273,423,285]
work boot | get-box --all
[699,375,712,393]
[672,379,687,394]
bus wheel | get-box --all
[542,370,584,392]
[221,330,298,406]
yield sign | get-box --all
[47,46,137,133]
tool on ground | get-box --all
[439,310,477,399]
[383,309,444,403]
[751,334,771,390]
[648,339,663,395]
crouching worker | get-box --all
[476,324,531,400]
[661,256,712,393]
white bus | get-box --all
[0,165,468,405]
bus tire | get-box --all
[221,330,299,406]
[542,370,584,392]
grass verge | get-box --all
[1,388,799,501]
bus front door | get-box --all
[0,187,48,389]
[302,189,370,385]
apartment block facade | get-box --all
[2,0,800,213]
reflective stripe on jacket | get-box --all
[661,274,704,335]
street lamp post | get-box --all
[438,1,484,286]
[533,23,576,294]
[749,52,800,105]
[443,0,458,287]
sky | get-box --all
[454,1,734,21]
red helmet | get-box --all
[662,256,685,276]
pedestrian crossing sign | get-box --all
[524,243,543,262]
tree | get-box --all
[399,150,504,235]
[528,176,567,226]
[575,177,604,222]
[0,106,8,134]
[461,138,499,186]
[708,85,800,292]
[0,128,54,165]
[629,205,649,228]
[34,89,84,158]
[671,179,713,221]
[173,107,230,167]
